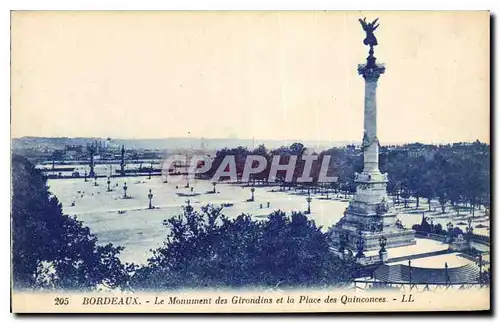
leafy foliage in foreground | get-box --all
[11,155,133,291]
[131,206,356,290]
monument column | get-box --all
[330,18,415,254]
[359,65,385,175]
[88,143,96,178]
[120,145,126,176]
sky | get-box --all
[11,11,490,144]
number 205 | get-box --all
[54,297,69,305]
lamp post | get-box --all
[94,176,98,186]
[466,217,474,250]
[123,182,128,199]
[148,189,154,209]
[84,170,88,182]
[185,199,193,214]
[107,176,111,192]
[478,253,483,285]
[445,262,450,286]
[408,259,412,290]
[395,182,401,205]
[306,194,312,214]
[379,236,387,253]
[250,187,255,202]
[356,230,365,258]
[212,181,217,193]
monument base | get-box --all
[330,225,416,252]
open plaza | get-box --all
[47,173,490,273]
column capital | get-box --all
[357,63,386,82]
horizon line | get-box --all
[11,135,489,146]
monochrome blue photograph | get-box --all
[10,11,490,313]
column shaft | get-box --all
[363,78,380,174]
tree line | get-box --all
[203,141,490,215]
[380,141,490,216]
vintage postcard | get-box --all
[10,11,490,313]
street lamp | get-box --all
[148,189,154,209]
[185,199,193,214]
[306,194,312,214]
[123,182,128,199]
[466,217,474,250]
[444,262,450,286]
[356,230,365,258]
[212,181,217,193]
[250,187,255,202]
[478,253,483,285]
[408,259,412,289]
[379,236,387,253]
[107,176,111,192]
[94,176,98,186]
[84,170,88,182]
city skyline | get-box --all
[11,11,489,143]
[11,134,489,146]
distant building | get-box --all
[66,150,78,159]
[52,149,64,160]
[140,151,159,159]
[65,144,83,153]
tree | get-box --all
[130,205,355,290]
[378,142,490,216]
[11,155,133,290]
[252,144,271,183]
[406,156,426,209]
[420,168,436,211]
[271,142,307,185]
[400,189,410,208]
[206,146,252,180]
